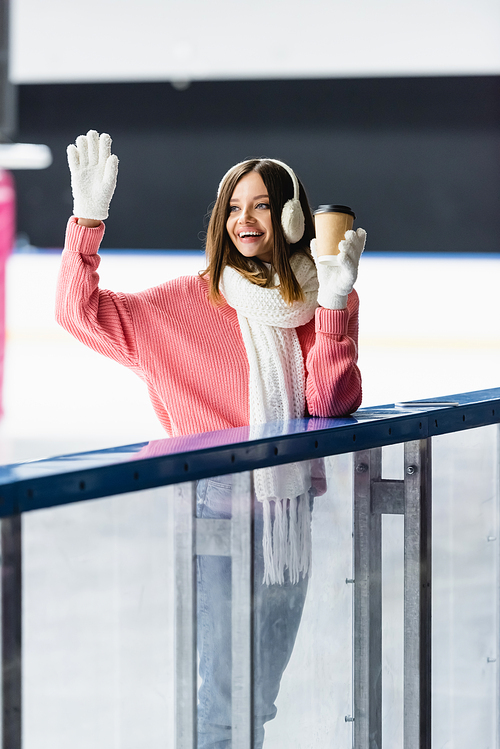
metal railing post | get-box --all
[404,439,432,749]
[231,471,253,749]
[2,515,22,749]
[174,473,253,749]
[174,482,197,749]
[353,447,382,749]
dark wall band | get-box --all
[13,76,500,252]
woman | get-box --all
[56,130,365,747]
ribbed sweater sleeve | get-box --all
[56,216,362,434]
[304,290,362,417]
[55,218,138,367]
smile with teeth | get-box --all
[238,231,263,238]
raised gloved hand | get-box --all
[67,130,119,220]
[311,228,366,309]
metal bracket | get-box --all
[371,479,404,515]
[353,440,432,749]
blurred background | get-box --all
[1,0,500,462]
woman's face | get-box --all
[226,171,274,264]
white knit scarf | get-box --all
[220,254,319,585]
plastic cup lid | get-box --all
[314,204,356,219]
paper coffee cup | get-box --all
[314,205,356,265]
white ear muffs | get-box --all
[269,158,305,244]
[217,158,306,244]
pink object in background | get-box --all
[0,170,16,417]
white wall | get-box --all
[10,0,500,84]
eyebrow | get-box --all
[229,194,270,202]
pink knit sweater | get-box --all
[56,218,362,438]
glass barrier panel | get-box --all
[432,424,499,749]
[262,452,354,748]
[195,455,355,749]
[23,486,176,749]
[14,422,500,748]
[375,426,499,749]
[20,454,356,749]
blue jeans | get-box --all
[196,476,309,749]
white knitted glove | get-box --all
[311,228,366,309]
[67,130,119,220]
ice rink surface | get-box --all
[4,248,500,462]
[2,248,500,748]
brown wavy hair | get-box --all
[201,159,315,305]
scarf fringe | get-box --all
[262,495,312,586]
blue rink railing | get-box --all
[1,388,500,749]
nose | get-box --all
[238,204,255,223]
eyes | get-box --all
[229,202,270,213]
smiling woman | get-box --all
[56,132,366,748]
